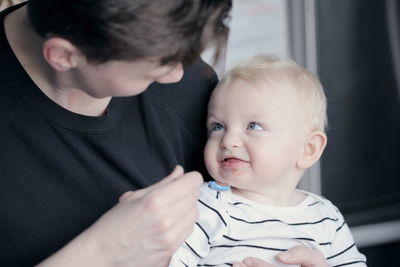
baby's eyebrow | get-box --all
[206,113,218,121]
[207,111,216,117]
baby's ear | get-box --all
[297,130,327,169]
[42,37,80,71]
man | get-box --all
[0,1,328,266]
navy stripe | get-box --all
[336,221,346,232]
[294,237,332,246]
[229,215,338,225]
[199,199,227,227]
[179,259,189,267]
[319,241,332,245]
[327,243,356,260]
[333,261,367,267]
[222,235,332,246]
[196,222,211,245]
[222,235,243,242]
[198,264,233,266]
[211,244,286,252]
[294,237,316,242]
[228,201,250,206]
[308,201,320,206]
[229,216,281,224]
[185,241,202,258]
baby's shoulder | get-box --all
[302,191,343,220]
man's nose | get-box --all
[156,63,184,84]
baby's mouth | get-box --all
[220,157,249,167]
[223,157,241,162]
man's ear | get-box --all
[297,130,327,169]
[42,37,80,71]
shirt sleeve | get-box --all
[169,184,229,267]
[326,204,367,267]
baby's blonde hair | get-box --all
[218,55,328,131]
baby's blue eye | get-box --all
[212,123,224,131]
[247,122,263,131]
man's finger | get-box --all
[277,246,328,267]
[232,262,247,267]
[160,165,185,183]
[120,165,185,202]
[146,165,185,190]
[241,257,276,267]
[151,170,203,204]
[119,191,134,202]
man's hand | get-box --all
[233,246,329,267]
[38,165,203,267]
[233,258,275,267]
[0,0,25,12]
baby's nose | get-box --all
[220,131,242,148]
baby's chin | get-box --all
[215,170,247,184]
[213,179,230,186]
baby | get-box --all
[170,55,367,266]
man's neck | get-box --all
[4,6,111,116]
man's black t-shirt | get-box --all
[0,4,217,266]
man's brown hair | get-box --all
[28,0,232,65]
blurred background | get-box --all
[204,0,400,265]
[2,0,399,265]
